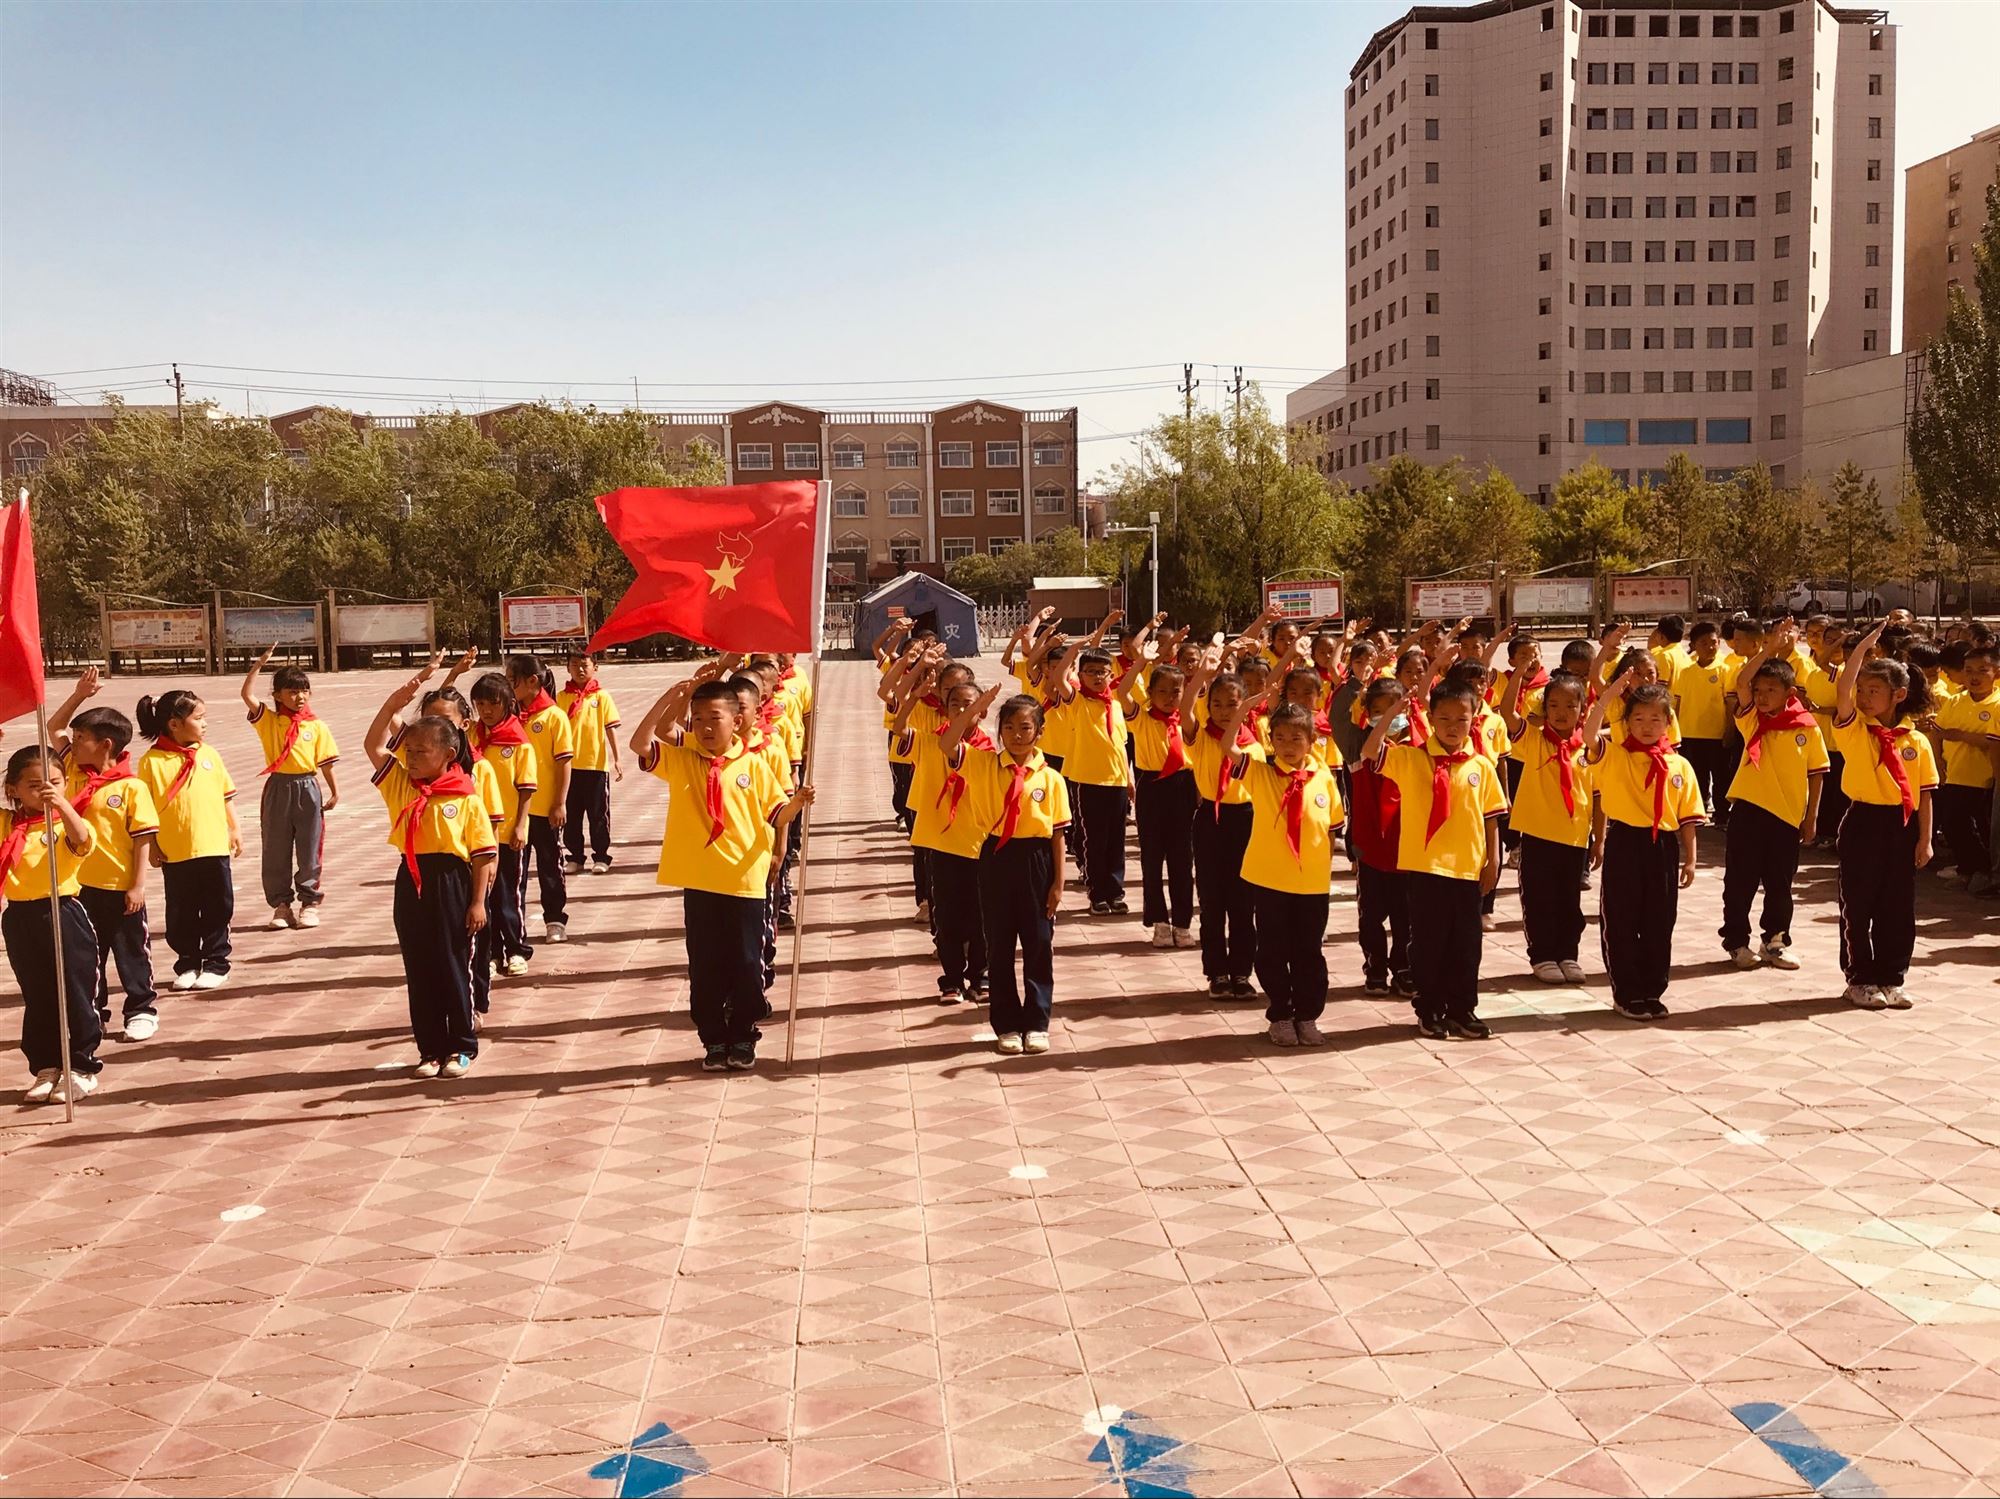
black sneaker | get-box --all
[1206,977,1231,999]
[701,1045,730,1071]
[1108,899,1130,915]
[1090,900,1112,915]
[1392,973,1417,998]
[1612,995,1655,1021]
[1228,978,1259,1000]
[936,988,966,1006]
[1417,1015,1450,1041]
[1447,1016,1492,1040]
[1642,998,1671,1019]
[726,1043,757,1071]
[776,911,796,930]
[971,979,990,1001]
[1363,977,1393,996]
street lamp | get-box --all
[1104,511,1160,619]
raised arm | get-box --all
[365,670,429,771]
[1498,648,1535,737]
[1592,623,1629,687]
[438,645,480,689]
[1179,645,1222,718]
[1581,665,1630,747]
[1084,607,1125,650]
[47,666,103,748]
[241,642,277,713]
[1835,622,1886,723]
[940,683,1003,763]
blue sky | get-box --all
[3,0,1995,482]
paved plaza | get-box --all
[3,656,1999,1498]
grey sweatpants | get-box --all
[261,772,325,909]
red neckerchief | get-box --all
[473,715,529,753]
[1622,735,1674,840]
[1203,721,1255,819]
[151,737,200,806]
[1744,697,1817,767]
[934,725,995,827]
[261,705,317,775]
[72,754,135,814]
[1866,720,1917,823]
[920,692,944,712]
[1425,745,1472,844]
[1517,666,1550,697]
[563,680,602,720]
[1274,759,1316,861]
[1470,717,1487,757]
[0,811,29,889]
[395,765,477,892]
[1247,702,1271,739]
[520,688,555,719]
[1540,724,1583,817]
[1311,709,1333,738]
[1409,706,1430,747]
[697,746,740,846]
[758,698,781,733]
[993,753,1041,849]
[1080,684,1117,738]
[1149,708,1188,777]
[778,665,798,685]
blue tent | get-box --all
[854,573,981,657]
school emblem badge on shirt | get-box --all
[108,793,124,808]
[1671,774,1685,789]
[442,804,459,819]
[1030,787,1046,802]
[1315,792,1329,808]
[736,772,752,788]
[1902,746,1918,761]
[531,722,543,734]
[1795,734,1808,746]
[500,746,514,759]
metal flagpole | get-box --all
[784,480,833,1070]
[36,701,75,1122]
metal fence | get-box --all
[975,603,1027,646]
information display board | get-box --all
[1405,580,1497,621]
[501,594,587,641]
[106,609,208,651]
[335,601,434,647]
[221,605,320,648]
[1509,577,1596,618]
[1262,576,1344,621]
[1608,574,1694,617]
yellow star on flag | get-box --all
[706,555,744,594]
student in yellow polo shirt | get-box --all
[1046,647,1140,915]
[48,672,162,1040]
[1929,641,1998,895]
[1183,652,1265,1000]
[241,643,341,931]
[1583,675,1704,1021]
[730,672,798,996]
[2,745,102,1104]
[506,655,575,944]
[136,690,241,993]
[468,673,539,978]
[1832,624,1939,1010]
[1671,622,1730,818]
[1500,667,1592,986]
[1124,664,1200,949]
[410,682,510,1020]
[630,669,814,1072]
[558,650,621,876]
[942,685,1070,1054]
[880,638,951,919]
[365,688,497,1079]
[909,675,992,1006]
[1719,624,1827,972]
[1362,680,1508,1041]
[1235,703,1346,1048]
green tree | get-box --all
[1634,452,1729,579]
[1807,461,1898,621]
[1715,462,1814,612]
[1910,181,2000,550]
[1326,457,1538,621]
[946,527,1117,605]
[1537,461,1648,575]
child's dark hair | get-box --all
[567,649,596,666]
[1267,703,1314,738]
[1543,670,1587,709]
[691,680,740,712]
[1751,658,1797,691]
[1561,639,1594,671]
[1940,641,1970,672]
[1207,670,1246,703]
[1395,647,1427,676]
[1967,643,1999,666]
[1149,664,1186,694]
[1507,635,1537,662]
[1237,654,1270,680]
[1444,661,1488,690]
[1689,620,1719,644]
[1722,611,1756,644]
[5,743,50,792]
[1655,614,1686,645]
[1626,682,1673,713]
[1906,642,1942,673]
[727,673,763,699]
[1282,666,1321,700]
[469,672,517,714]
[1363,678,1405,715]
[505,653,556,700]
[420,686,470,720]
[1077,647,1112,670]
[135,690,200,740]
[405,714,473,775]
[1860,656,1929,718]
[1614,646,1651,679]
[273,665,312,693]
[998,694,1044,733]
[1429,680,1479,713]
[938,661,976,692]
[70,706,134,755]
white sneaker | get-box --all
[441,1053,474,1078]
[1730,946,1762,970]
[1760,942,1799,970]
[1172,926,1195,947]
[1294,1019,1329,1046]
[296,906,321,929]
[411,1058,442,1079]
[1479,914,1497,932]
[544,922,567,944]
[268,905,297,930]
[1268,1019,1299,1047]
[916,900,930,924]
[1559,960,1586,983]
[995,1033,1025,1056]
[170,970,199,992]
[562,858,585,875]
[1505,846,1521,870]
[1881,985,1913,1010]
[193,971,228,991]
[1022,1031,1050,1054]
[589,860,612,875]
[123,1012,158,1042]
[23,1069,59,1104]
[503,955,530,978]
[1151,922,1174,948]
[52,1071,98,1104]
[1846,983,1891,1009]
[1532,961,1565,984]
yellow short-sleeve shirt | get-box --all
[373,763,497,863]
[1382,741,1508,880]
[0,808,88,901]
[137,744,237,863]
[1240,756,1344,895]
[1190,725,1262,807]
[520,703,575,817]
[63,761,159,892]
[1507,729,1592,848]
[476,739,537,841]
[557,687,621,773]
[1831,715,1940,806]
[1470,706,1511,764]
[959,748,1071,840]
[1592,741,1706,832]
[1935,689,2000,789]
[645,740,785,898]
[1130,709,1195,776]
[1672,658,1731,741]
[912,731,991,859]
[1725,709,1829,827]
[249,706,340,775]
[1049,695,1129,788]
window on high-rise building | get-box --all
[1863,329,1879,351]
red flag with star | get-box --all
[588,481,826,654]
[0,493,45,725]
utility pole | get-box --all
[168,363,185,435]
[1179,363,1199,428]
[1229,366,1246,429]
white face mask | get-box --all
[1389,714,1410,738]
